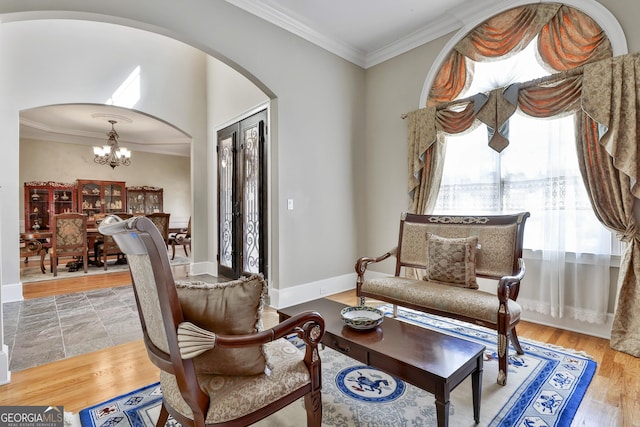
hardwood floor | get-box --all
[2,271,638,426]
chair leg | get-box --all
[171,242,176,260]
[510,327,524,355]
[496,328,511,386]
[304,390,322,427]
[39,250,46,274]
[155,402,169,427]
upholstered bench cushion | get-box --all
[160,338,310,424]
[362,277,521,325]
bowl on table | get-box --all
[340,306,384,330]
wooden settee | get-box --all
[355,212,530,385]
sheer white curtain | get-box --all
[433,43,612,324]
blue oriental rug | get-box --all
[77,306,595,427]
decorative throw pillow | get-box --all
[424,233,479,289]
[175,274,268,376]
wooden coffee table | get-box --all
[278,298,485,427]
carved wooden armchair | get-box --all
[99,215,325,427]
[20,237,48,274]
[169,216,191,260]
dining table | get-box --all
[20,227,104,274]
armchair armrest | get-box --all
[177,311,325,359]
[355,247,397,284]
[496,258,526,304]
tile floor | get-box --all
[3,273,227,372]
[3,285,141,371]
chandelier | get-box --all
[93,120,132,169]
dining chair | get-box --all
[51,212,88,277]
[20,237,47,274]
[95,213,132,270]
[169,216,191,259]
[146,212,171,248]
[98,215,325,427]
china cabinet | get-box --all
[24,181,77,231]
[76,179,126,220]
[126,186,163,215]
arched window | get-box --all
[426,4,615,324]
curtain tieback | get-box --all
[615,223,638,243]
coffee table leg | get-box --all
[434,385,449,427]
[472,355,483,424]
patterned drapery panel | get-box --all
[456,4,561,61]
[579,55,640,357]
[427,51,470,106]
[407,108,445,217]
[427,4,611,106]
[538,5,612,72]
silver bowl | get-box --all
[340,306,384,330]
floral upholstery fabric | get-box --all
[54,217,85,253]
[159,338,311,424]
[362,276,521,325]
[147,213,170,245]
[400,222,517,278]
[425,233,478,288]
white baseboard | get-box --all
[2,282,24,304]
[520,311,613,340]
[188,261,216,277]
[269,273,358,309]
[0,345,10,385]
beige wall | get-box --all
[19,138,190,230]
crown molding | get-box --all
[365,14,464,68]
[366,0,509,68]
[225,0,367,67]
[225,0,512,69]
[20,118,191,157]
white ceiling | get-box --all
[20,104,192,157]
[21,0,509,156]
[226,0,509,68]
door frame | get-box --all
[216,107,268,279]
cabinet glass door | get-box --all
[53,189,74,215]
[127,190,144,214]
[104,183,125,213]
[27,187,50,231]
[145,192,162,214]
[80,182,102,220]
